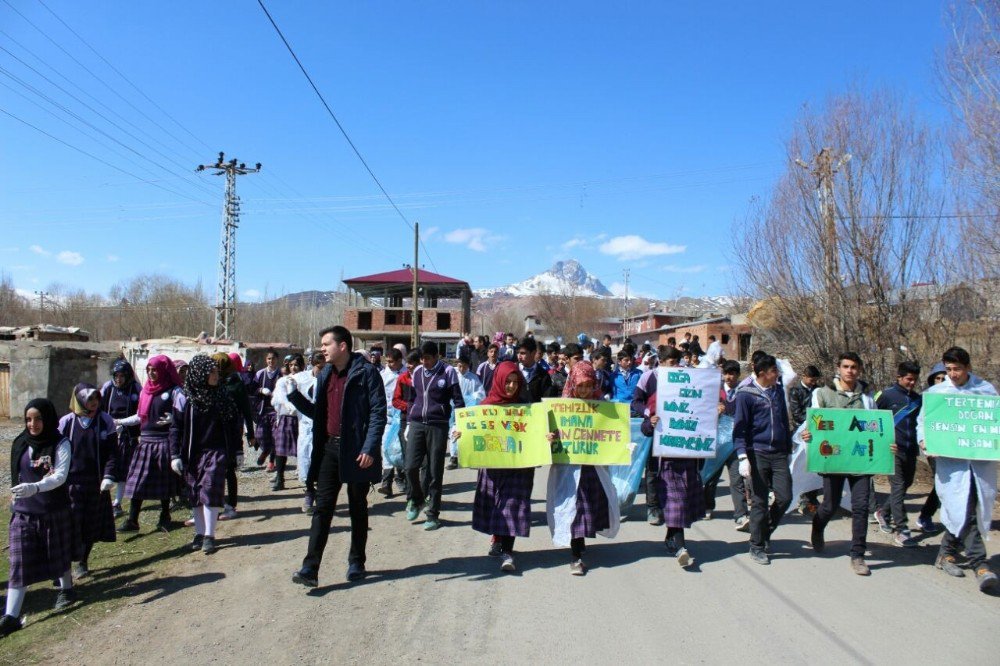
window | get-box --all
[358,311,373,330]
[721,334,730,345]
[385,311,400,325]
[738,334,752,361]
[387,295,403,308]
[426,296,439,308]
[436,312,451,330]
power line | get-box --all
[0,106,212,205]
[255,0,439,272]
[34,0,214,154]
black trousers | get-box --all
[703,452,747,520]
[405,421,448,519]
[747,450,792,550]
[225,460,238,508]
[302,440,369,571]
[939,483,987,568]
[645,448,660,510]
[878,448,917,531]
[814,474,871,558]
[919,457,940,520]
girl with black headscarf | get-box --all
[170,354,237,554]
[57,384,118,579]
[101,358,142,516]
[1,399,76,637]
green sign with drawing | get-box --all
[807,408,895,474]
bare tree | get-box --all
[733,86,949,386]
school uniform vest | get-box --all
[141,391,175,436]
[12,447,69,515]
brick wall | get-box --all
[344,307,465,334]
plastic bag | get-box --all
[700,415,735,484]
[609,418,653,512]
[382,408,404,468]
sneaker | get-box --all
[749,548,770,565]
[393,476,406,493]
[797,500,817,516]
[184,517,195,527]
[445,457,458,470]
[117,519,139,533]
[811,524,825,553]
[292,568,318,588]
[873,508,892,534]
[975,567,999,594]
[191,534,204,551]
[155,519,171,533]
[893,530,917,548]
[703,510,713,520]
[219,505,238,521]
[266,462,276,474]
[54,589,77,610]
[915,515,936,533]
[851,557,871,576]
[72,562,89,579]
[423,519,441,531]
[405,501,422,521]
[676,548,694,568]
[256,452,267,467]
[376,482,392,497]
[202,536,217,554]
[302,494,315,514]
[569,559,586,576]
[935,554,965,578]
[0,614,22,638]
[488,539,503,557]
[112,503,124,518]
[734,515,750,532]
[647,508,665,526]
[347,562,367,581]
[500,553,516,572]
[664,536,678,557]
[868,512,880,525]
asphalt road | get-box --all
[49,465,999,665]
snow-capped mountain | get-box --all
[476,260,613,298]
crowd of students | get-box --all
[3,325,996,636]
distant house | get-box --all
[623,314,753,361]
[523,315,622,342]
[343,268,472,357]
[0,324,91,342]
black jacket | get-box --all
[875,383,921,453]
[787,381,815,430]
[288,352,386,485]
[520,366,556,403]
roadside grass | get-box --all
[0,500,194,665]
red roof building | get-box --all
[342,268,472,354]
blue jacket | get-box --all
[288,352,386,484]
[875,383,921,453]
[733,381,791,456]
[611,367,642,403]
[408,360,465,425]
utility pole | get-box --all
[796,148,851,340]
[34,290,49,316]
[197,152,261,341]
[411,222,420,351]
[622,268,630,340]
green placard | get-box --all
[922,393,1000,460]
[539,398,632,465]
[807,408,895,474]
[456,404,553,469]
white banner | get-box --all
[652,366,721,459]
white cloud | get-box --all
[444,227,500,252]
[561,237,588,251]
[56,251,84,266]
[599,235,686,261]
[660,264,707,274]
[422,226,440,240]
[107,254,120,262]
[243,289,261,300]
[0,246,19,253]
[30,244,51,257]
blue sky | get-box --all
[1,1,950,302]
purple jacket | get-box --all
[408,360,465,425]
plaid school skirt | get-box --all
[67,482,116,560]
[273,414,298,457]
[8,508,73,588]
[571,465,611,539]
[472,468,535,537]
[654,458,705,529]
[255,412,277,454]
[125,433,177,501]
[186,448,227,508]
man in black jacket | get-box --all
[517,338,555,402]
[287,325,386,587]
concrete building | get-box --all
[342,268,472,357]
